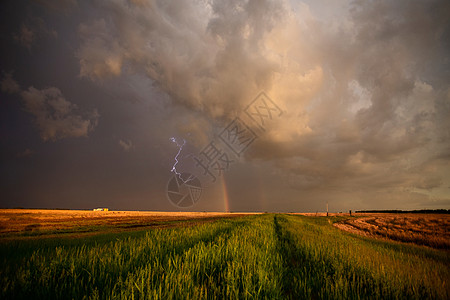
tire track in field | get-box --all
[114,218,251,290]
[273,215,311,299]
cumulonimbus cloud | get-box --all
[76,0,286,118]
[75,0,450,206]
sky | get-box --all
[1,0,449,212]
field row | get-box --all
[0,214,448,299]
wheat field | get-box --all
[0,210,448,299]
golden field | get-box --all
[0,209,252,239]
[1,209,448,249]
[0,211,448,298]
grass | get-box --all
[0,214,448,299]
[276,215,449,299]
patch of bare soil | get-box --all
[334,213,450,249]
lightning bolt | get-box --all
[170,137,190,183]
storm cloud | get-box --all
[1,74,99,141]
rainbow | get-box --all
[220,176,230,213]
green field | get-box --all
[0,214,448,299]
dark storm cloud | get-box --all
[0,73,20,94]
[76,0,284,120]
[1,74,99,141]
[20,87,99,141]
[227,0,449,209]
[33,0,78,14]
[13,15,57,50]
[71,0,450,209]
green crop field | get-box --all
[0,214,448,299]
